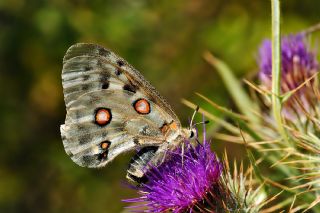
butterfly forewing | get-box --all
[61,43,182,168]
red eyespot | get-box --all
[101,141,111,149]
[134,99,150,114]
[95,108,112,126]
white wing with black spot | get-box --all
[61,43,181,168]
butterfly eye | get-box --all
[133,99,151,114]
[95,108,112,126]
[190,131,194,138]
[189,128,197,139]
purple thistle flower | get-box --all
[258,34,319,120]
[124,139,224,212]
[258,33,318,92]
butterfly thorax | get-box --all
[160,121,179,141]
[160,121,194,145]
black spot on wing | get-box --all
[100,72,110,89]
[102,82,109,89]
[117,60,125,67]
[98,47,111,57]
[123,83,137,93]
[115,68,122,76]
[98,151,108,161]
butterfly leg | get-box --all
[181,143,185,167]
[145,142,169,166]
[159,142,170,164]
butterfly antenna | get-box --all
[192,120,210,128]
[160,149,168,165]
[189,105,200,129]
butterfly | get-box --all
[60,43,196,182]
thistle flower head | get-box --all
[125,127,230,212]
[124,125,266,212]
[258,34,319,121]
[124,139,223,212]
[258,33,318,92]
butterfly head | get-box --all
[182,119,209,140]
[190,127,197,139]
[181,127,197,139]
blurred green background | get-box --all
[1,0,319,212]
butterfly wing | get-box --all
[61,43,181,168]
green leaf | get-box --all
[203,51,260,125]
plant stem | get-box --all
[271,0,287,141]
[270,2,320,212]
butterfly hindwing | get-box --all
[61,43,181,168]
